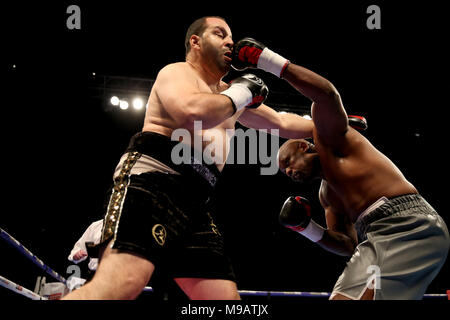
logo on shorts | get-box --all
[152,224,166,246]
[366,265,381,290]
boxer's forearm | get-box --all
[182,93,235,129]
[278,112,314,139]
[283,63,340,105]
[237,105,314,139]
[317,229,357,256]
[283,63,348,141]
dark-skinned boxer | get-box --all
[233,37,450,300]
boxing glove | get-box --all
[221,73,269,112]
[232,37,290,78]
[348,115,368,131]
[279,196,324,242]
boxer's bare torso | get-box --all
[142,62,243,172]
[316,127,418,223]
[278,63,418,224]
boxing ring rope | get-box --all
[0,275,47,300]
[142,286,332,297]
[0,227,67,284]
[1,227,448,300]
[238,290,331,298]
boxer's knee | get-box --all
[97,249,154,299]
[175,278,240,300]
[65,241,155,300]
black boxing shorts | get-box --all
[91,131,235,282]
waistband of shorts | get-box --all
[355,193,430,239]
[125,131,220,189]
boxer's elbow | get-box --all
[180,93,233,129]
[318,230,357,256]
[316,84,341,105]
[337,233,357,256]
[181,107,217,130]
[177,96,205,127]
[343,239,357,256]
[182,109,201,128]
[331,241,356,257]
[178,106,217,130]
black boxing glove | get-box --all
[221,73,269,112]
[279,196,324,242]
[348,115,368,131]
[232,37,290,78]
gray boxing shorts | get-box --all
[330,194,450,300]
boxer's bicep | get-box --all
[155,64,200,120]
[155,64,235,129]
[311,97,349,151]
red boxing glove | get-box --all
[279,196,324,242]
[232,37,290,78]
[348,115,368,131]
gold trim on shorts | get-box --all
[101,151,141,246]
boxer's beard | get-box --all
[203,42,230,75]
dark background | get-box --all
[1,0,449,301]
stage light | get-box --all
[132,98,144,110]
[119,100,129,110]
[110,96,120,106]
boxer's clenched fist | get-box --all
[279,196,324,243]
[232,37,290,78]
[221,74,269,112]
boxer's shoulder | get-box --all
[313,125,367,159]
[157,62,193,78]
[154,62,200,92]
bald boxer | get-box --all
[63,17,313,300]
[231,37,450,299]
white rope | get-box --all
[0,274,47,300]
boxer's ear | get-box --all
[190,35,201,51]
[297,140,310,153]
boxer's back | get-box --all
[315,127,418,222]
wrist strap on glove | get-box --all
[287,219,325,243]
